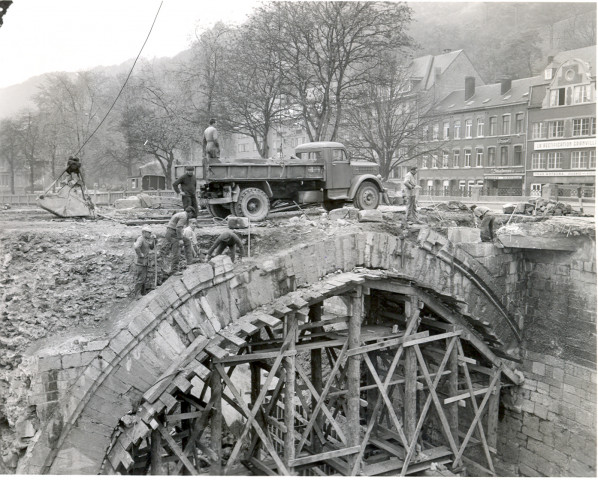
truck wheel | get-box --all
[237,187,270,222]
[206,203,230,219]
[353,181,380,210]
[323,200,344,212]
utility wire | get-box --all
[73,1,163,156]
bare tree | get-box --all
[260,1,412,142]
[0,118,22,194]
[341,55,448,180]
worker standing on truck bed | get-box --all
[206,230,245,263]
[133,227,157,299]
[203,118,221,163]
[172,166,198,217]
[160,207,196,276]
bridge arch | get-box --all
[19,229,523,475]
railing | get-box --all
[557,186,595,198]
[0,190,178,206]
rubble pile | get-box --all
[503,198,583,217]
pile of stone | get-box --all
[503,198,579,216]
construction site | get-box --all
[0,195,595,477]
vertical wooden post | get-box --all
[310,303,324,453]
[404,296,421,445]
[284,312,297,473]
[210,368,222,475]
[486,377,501,450]
[446,337,460,447]
[150,427,166,475]
[347,287,363,466]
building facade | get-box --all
[0,159,27,194]
[526,47,596,197]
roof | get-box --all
[549,45,596,73]
[295,142,345,151]
[435,75,545,113]
[409,50,465,90]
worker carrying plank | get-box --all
[472,205,496,242]
[133,227,157,299]
[159,206,197,276]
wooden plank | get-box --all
[274,305,292,317]
[299,315,349,331]
[205,343,229,359]
[192,362,211,381]
[458,354,477,365]
[403,330,461,347]
[249,457,278,476]
[166,410,206,423]
[237,319,259,335]
[487,380,501,450]
[291,446,361,467]
[347,331,429,356]
[256,313,282,328]
[370,437,406,459]
[217,330,247,347]
[157,424,200,475]
[215,349,293,365]
[284,313,297,472]
[444,387,495,405]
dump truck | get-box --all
[176,142,385,222]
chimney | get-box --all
[547,55,554,64]
[465,76,475,100]
[443,48,451,54]
[500,77,512,95]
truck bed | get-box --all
[206,162,325,182]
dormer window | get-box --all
[544,68,553,80]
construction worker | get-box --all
[183,219,200,259]
[172,166,198,218]
[160,206,196,276]
[472,205,496,242]
[206,229,245,263]
[133,227,157,299]
[203,118,221,163]
[403,166,419,223]
[65,156,82,184]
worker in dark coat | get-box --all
[133,227,157,298]
[172,166,198,218]
[159,207,196,276]
[65,156,82,184]
[206,230,245,263]
[472,205,496,242]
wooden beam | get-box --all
[487,379,501,450]
[310,302,324,453]
[157,424,200,475]
[284,312,297,473]
[291,446,361,467]
[404,296,421,446]
[150,427,166,474]
[346,288,363,472]
[347,331,429,356]
[210,366,222,475]
[444,387,496,405]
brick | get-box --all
[536,381,550,395]
[534,404,548,420]
[552,367,564,382]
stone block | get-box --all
[328,207,359,221]
[61,353,83,370]
[358,209,383,222]
[127,309,157,337]
[531,361,546,376]
[38,356,62,372]
[227,216,249,229]
[109,329,135,356]
[114,197,141,209]
[447,227,481,244]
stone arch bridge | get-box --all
[19,228,525,476]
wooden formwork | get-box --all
[129,277,507,476]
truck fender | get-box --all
[347,175,385,200]
[239,181,273,198]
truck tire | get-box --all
[237,187,270,222]
[323,200,344,212]
[206,203,230,219]
[353,181,380,210]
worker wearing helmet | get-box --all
[159,206,197,276]
[472,205,495,242]
[133,226,157,299]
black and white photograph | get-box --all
[0,0,595,476]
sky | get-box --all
[0,0,260,88]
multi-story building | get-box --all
[526,46,596,197]
[417,75,544,196]
[0,159,26,194]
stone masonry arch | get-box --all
[18,229,523,475]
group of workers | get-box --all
[133,207,245,298]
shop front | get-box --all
[484,168,525,196]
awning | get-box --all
[483,174,524,180]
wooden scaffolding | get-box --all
[134,277,507,476]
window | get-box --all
[502,115,511,135]
[421,155,428,169]
[488,147,496,166]
[489,117,497,135]
[500,146,509,166]
[465,119,472,138]
[548,120,564,138]
[515,113,524,133]
[433,123,439,140]
[475,148,483,167]
[592,150,597,169]
[332,149,348,161]
[530,183,542,196]
[130,178,138,189]
[532,122,547,139]
[550,88,566,106]
[547,152,563,169]
[573,118,596,136]
[453,150,460,167]
[464,149,471,167]
[514,145,523,166]
[532,152,546,170]
[571,151,589,169]
[574,85,591,104]
[476,118,484,137]
[544,68,553,80]
[432,154,438,168]
[423,126,429,141]
[442,152,449,168]
[454,121,461,139]
[443,121,450,140]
